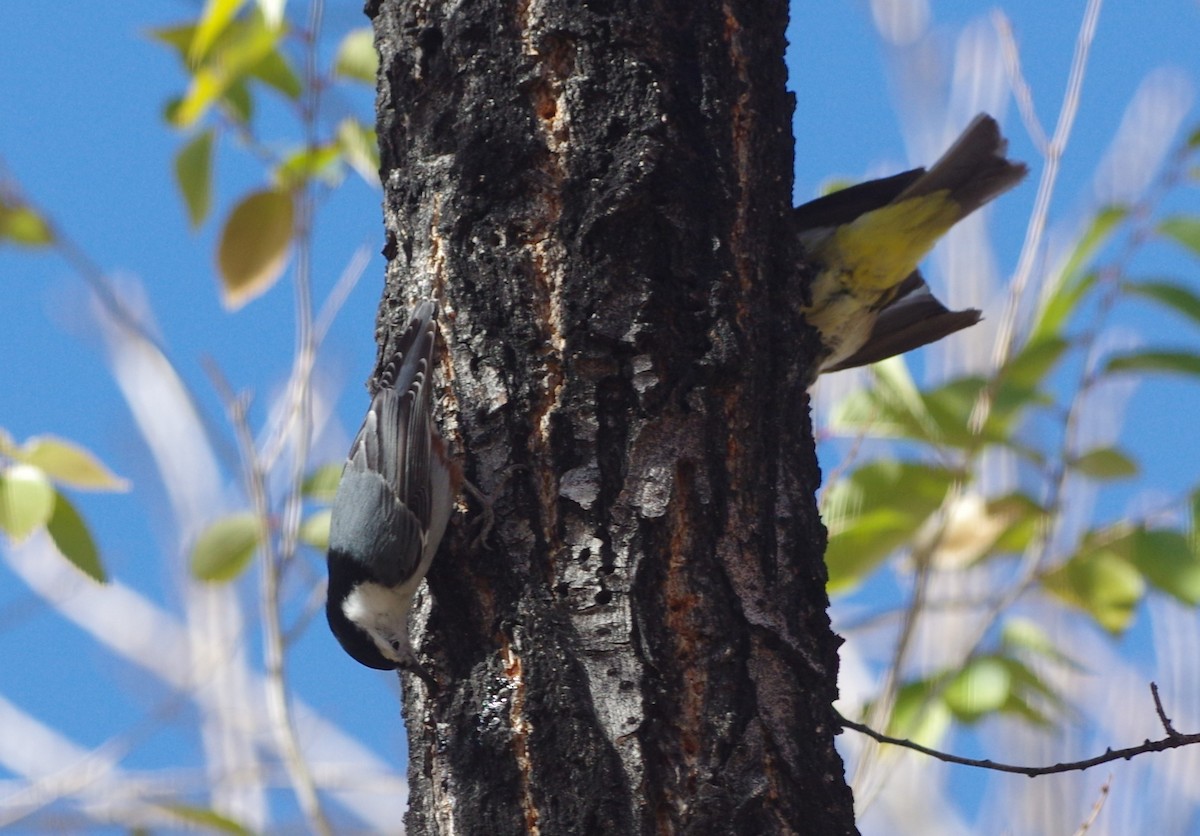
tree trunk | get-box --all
[369,0,856,832]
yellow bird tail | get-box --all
[796,114,1028,374]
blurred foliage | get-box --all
[0,192,55,247]
[149,6,379,307]
[2,1,374,589]
[823,125,1200,740]
[0,428,127,582]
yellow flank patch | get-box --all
[821,191,960,293]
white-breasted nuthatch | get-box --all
[797,113,1028,374]
[326,301,456,687]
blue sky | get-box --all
[2,1,1198,832]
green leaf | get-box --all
[824,460,959,592]
[334,28,379,83]
[1030,204,1127,341]
[837,365,1044,454]
[1001,336,1070,390]
[190,0,248,65]
[274,145,343,189]
[888,678,952,745]
[220,79,254,123]
[824,461,959,532]
[175,129,215,228]
[190,511,260,582]
[157,803,253,836]
[1042,550,1144,634]
[1123,279,1200,325]
[146,23,196,60]
[998,657,1062,726]
[18,436,129,491]
[0,199,55,247]
[987,492,1049,555]
[216,188,293,310]
[46,491,106,583]
[336,118,380,188]
[175,68,227,128]
[943,657,1011,722]
[302,463,343,501]
[299,509,331,551]
[1192,488,1200,542]
[1105,350,1200,378]
[1126,529,1200,605]
[1031,270,1098,343]
[0,464,55,542]
[174,18,279,128]
[829,361,944,444]
[163,95,186,126]
[1158,215,1200,258]
[1069,447,1138,480]
[1062,206,1128,285]
[825,507,919,592]
[1001,617,1081,670]
[927,375,1041,450]
[248,47,301,99]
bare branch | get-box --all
[1150,682,1181,738]
[837,684,1200,777]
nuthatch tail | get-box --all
[326,301,456,688]
[797,113,1028,374]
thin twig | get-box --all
[851,483,962,806]
[1071,776,1112,836]
[314,244,371,345]
[987,0,1103,379]
[204,358,332,836]
[1150,682,1180,737]
[838,704,1200,777]
[993,12,1047,155]
[251,4,333,833]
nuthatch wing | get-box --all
[325,300,456,688]
[797,113,1027,374]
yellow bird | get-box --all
[797,114,1028,374]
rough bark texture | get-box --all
[368,0,856,833]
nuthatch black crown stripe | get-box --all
[326,301,456,687]
[797,113,1028,375]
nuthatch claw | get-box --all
[400,657,440,693]
[461,464,525,551]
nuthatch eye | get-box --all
[325,301,457,688]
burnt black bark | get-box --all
[368,1,855,833]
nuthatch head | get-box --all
[326,301,456,687]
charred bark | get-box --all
[369,0,855,832]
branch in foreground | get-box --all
[837,683,1200,777]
